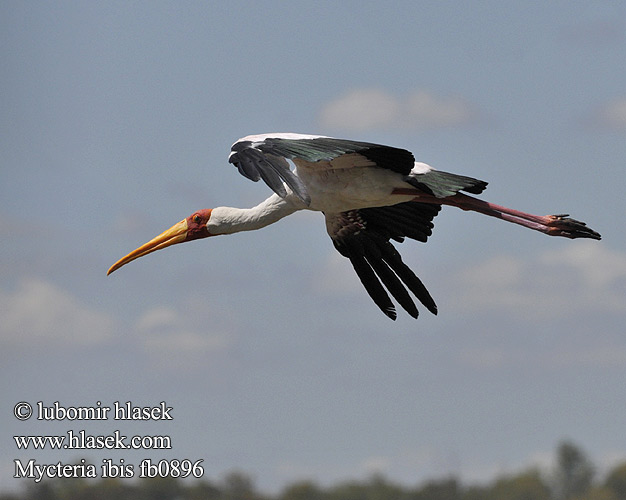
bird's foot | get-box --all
[545,214,601,240]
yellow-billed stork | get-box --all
[108,133,601,320]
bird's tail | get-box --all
[405,169,488,198]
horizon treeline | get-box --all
[4,441,626,500]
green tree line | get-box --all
[4,441,626,500]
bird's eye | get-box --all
[193,215,201,224]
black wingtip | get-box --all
[385,308,398,321]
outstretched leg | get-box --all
[444,193,601,239]
[391,189,601,240]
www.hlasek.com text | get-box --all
[14,430,171,450]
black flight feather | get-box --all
[327,201,440,319]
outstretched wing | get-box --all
[326,201,440,320]
[229,133,488,204]
[229,133,416,205]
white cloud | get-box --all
[0,276,234,371]
[0,278,114,347]
[314,241,625,325]
[458,343,626,371]
[135,306,179,332]
[406,90,475,128]
[134,305,233,369]
[595,97,626,130]
[360,455,393,475]
[450,242,626,371]
[540,241,626,291]
[318,89,400,131]
[453,241,626,318]
[318,88,476,131]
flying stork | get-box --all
[108,133,601,320]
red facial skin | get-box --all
[185,209,212,241]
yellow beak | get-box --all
[107,219,188,275]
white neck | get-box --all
[207,194,301,235]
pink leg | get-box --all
[392,189,601,240]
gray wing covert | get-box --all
[229,136,416,205]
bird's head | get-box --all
[107,209,213,275]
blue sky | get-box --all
[2,0,626,493]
